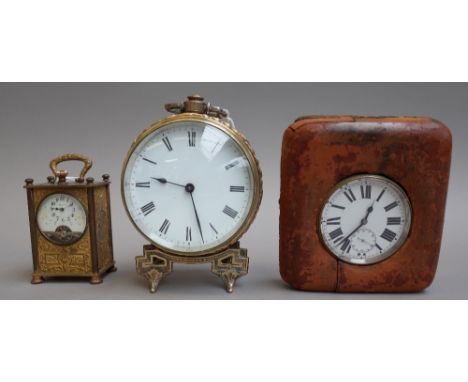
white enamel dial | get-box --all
[37,193,87,244]
[123,120,256,254]
[319,175,411,265]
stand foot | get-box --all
[31,274,44,284]
[89,274,103,284]
[211,248,249,293]
[144,269,165,293]
[135,244,249,293]
[136,247,173,293]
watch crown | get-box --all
[183,94,207,114]
[187,94,204,102]
[165,94,230,121]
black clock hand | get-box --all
[151,177,186,188]
[338,201,375,246]
[151,177,205,243]
[187,185,204,244]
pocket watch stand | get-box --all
[135,242,249,293]
[122,95,262,294]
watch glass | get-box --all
[37,193,87,245]
[319,174,411,264]
[123,120,256,254]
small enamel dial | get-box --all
[36,193,87,245]
[122,119,256,255]
[319,175,412,265]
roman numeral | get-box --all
[162,136,173,151]
[361,184,371,199]
[326,217,341,225]
[340,238,351,252]
[344,188,356,203]
[140,201,155,216]
[387,217,402,225]
[376,188,386,202]
[329,227,343,241]
[375,243,383,252]
[209,223,218,235]
[188,131,196,147]
[381,228,397,242]
[384,201,398,212]
[230,186,245,192]
[186,226,192,241]
[159,219,170,234]
[136,182,150,188]
[225,160,239,170]
[142,157,157,165]
[331,204,345,210]
[223,205,238,219]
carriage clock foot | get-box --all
[89,274,103,284]
[31,273,44,284]
[108,265,118,273]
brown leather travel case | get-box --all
[279,116,452,292]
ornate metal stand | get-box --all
[135,243,249,293]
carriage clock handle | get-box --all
[49,153,93,184]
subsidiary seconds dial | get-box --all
[319,175,412,265]
[122,117,259,255]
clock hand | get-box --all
[338,222,365,246]
[150,177,205,243]
[186,183,205,244]
[338,201,375,246]
[150,177,186,188]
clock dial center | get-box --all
[185,183,195,193]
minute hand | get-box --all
[338,202,375,245]
[189,192,204,244]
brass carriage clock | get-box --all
[24,154,116,284]
[122,95,262,293]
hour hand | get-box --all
[151,177,185,188]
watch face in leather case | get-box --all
[319,174,412,265]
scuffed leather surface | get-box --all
[279,116,452,292]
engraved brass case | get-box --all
[122,95,263,293]
[25,154,116,284]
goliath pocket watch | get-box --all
[280,116,451,292]
[24,154,116,284]
[122,95,262,293]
